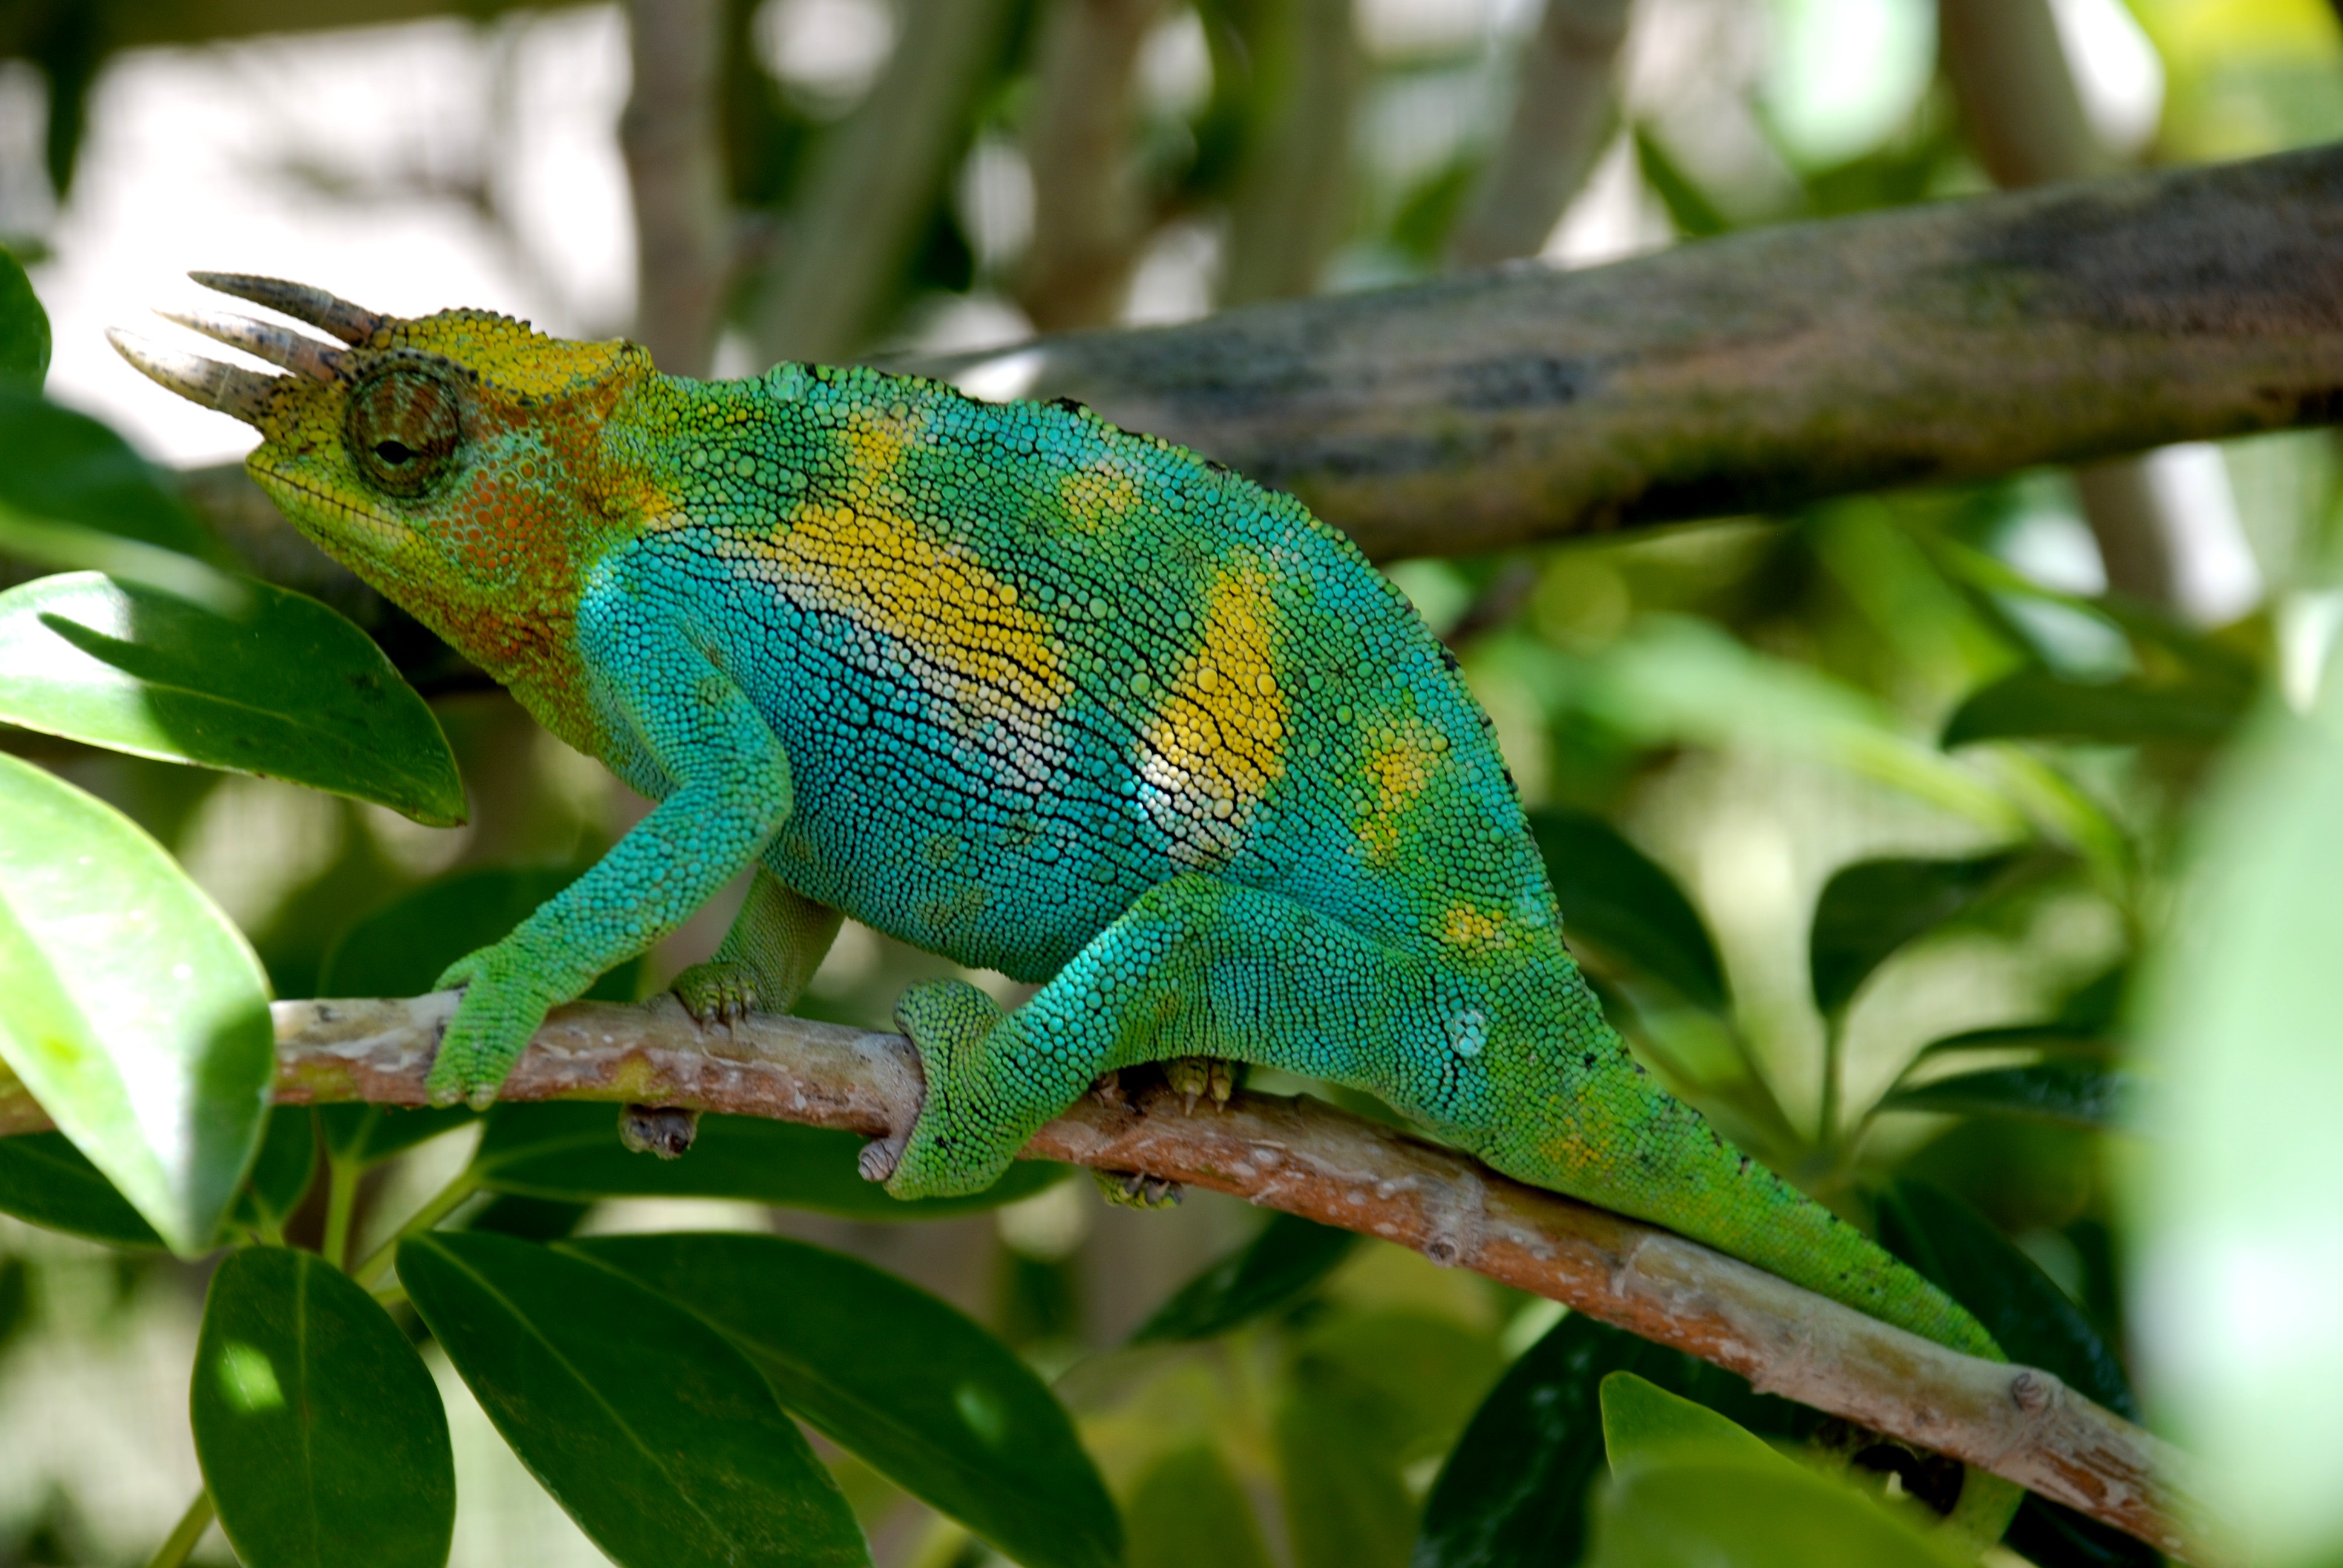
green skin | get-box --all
[169,302,2013,1528]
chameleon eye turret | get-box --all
[344,364,464,495]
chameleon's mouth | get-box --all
[106,272,387,426]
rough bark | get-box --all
[1445,0,1633,269]
[620,0,729,377]
[910,146,2343,561]
[0,995,2231,1566]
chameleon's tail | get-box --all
[1467,978,2022,1542]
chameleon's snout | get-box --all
[106,271,386,425]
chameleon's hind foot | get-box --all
[886,978,1014,1199]
[1092,1168,1183,1209]
[427,941,558,1109]
[1164,1056,1241,1110]
[672,958,763,1024]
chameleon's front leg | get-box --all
[428,618,796,1108]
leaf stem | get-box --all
[144,1489,214,1568]
[323,1154,358,1272]
[1817,1012,1846,1161]
[350,1168,480,1290]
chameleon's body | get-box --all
[119,284,2008,1520]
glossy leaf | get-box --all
[1881,1061,2134,1128]
[475,1101,1066,1220]
[1530,808,1728,1012]
[0,386,219,559]
[318,866,639,1001]
[1878,1180,2154,1567]
[231,1107,320,1231]
[192,1247,454,1568]
[0,506,247,612]
[0,754,272,1254]
[1127,1445,1273,1568]
[0,249,48,385]
[399,1232,869,1568]
[1942,668,2246,749]
[1809,852,2021,1016]
[1417,1312,1817,1568]
[316,1104,478,1168]
[1130,1210,1357,1344]
[577,1232,1118,1568]
[1599,1371,1791,1474]
[0,1131,163,1247]
[1586,1459,1970,1568]
[0,572,465,826]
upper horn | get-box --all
[187,272,388,347]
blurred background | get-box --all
[3,0,2342,1563]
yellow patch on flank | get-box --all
[1139,566,1288,860]
[1057,460,1143,531]
[752,499,1070,720]
[1441,903,1506,949]
[1355,716,1446,863]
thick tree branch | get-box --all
[0,996,2232,1565]
[913,145,2343,561]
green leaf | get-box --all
[1917,1023,2107,1059]
[1129,1210,1357,1344]
[1809,852,2021,1016]
[0,506,247,612]
[399,1232,870,1568]
[1599,1371,1793,1476]
[0,386,219,560]
[1530,808,1728,1012]
[1876,1181,2151,1566]
[318,865,638,1001]
[1126,1445,1273,1568]
[1417,1312,1820,1568]
[0,572,465,825]
[575,1232,1119,1568]
[192,1247,454,1568]
[1585,1459,1971,1568]
[1942,668,2246,749]
[1881,1061,2135,1128]
[0,1131,163,1247]
[231,1107,319,1231]
[316,1104,478,1168]
[474,1102,1067,1220]
[0,755,272,1254]
[0,249,50,386]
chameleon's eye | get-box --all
[344,367,462,497]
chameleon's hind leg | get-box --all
[883,872,1441,1200]
[672,866,842,1022]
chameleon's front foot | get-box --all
[671,958,764,1025]
[883,978,1019,1200]
[427,943,561,1109]
[1164,1056,1241,1109]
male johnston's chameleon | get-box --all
[116,275,2014,1527]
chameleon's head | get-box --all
[110,273,662,674]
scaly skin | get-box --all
[151,299,2013,1530]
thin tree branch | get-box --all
[1217,0,1361,306]
[748,0,1019,365]
[1014,0,1173,332]
[911,145,2343,561]
[1445,0,1633,269]
[620,0,729,377]
[1938,0,2186,608]
[0,995,2234,1565]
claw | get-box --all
[156,307,347,382]
[187,271,388,346]
[106,327,283,423]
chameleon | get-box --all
[116,273,2015,1532]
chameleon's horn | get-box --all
[188,272,388,347]
[105,327,284,424]
[154,308,347,382]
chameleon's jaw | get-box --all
[106,271,384,425]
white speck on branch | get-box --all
[0,994,2235,1566]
